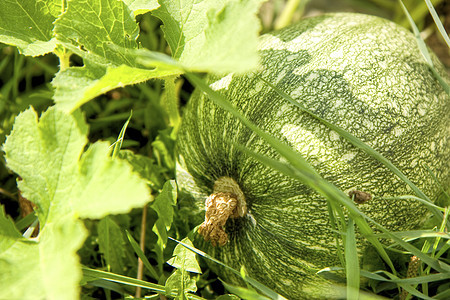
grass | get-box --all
[0,0,449,299]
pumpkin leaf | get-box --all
[123,0,160,16]
[4,107,152,224]
[152,0,263,74]
[1,106,152,299]
[0,214,87,300]
[52,0,181,112]
[0,0,58,56]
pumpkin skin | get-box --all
[175,13,450,299]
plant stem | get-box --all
[135,205,148,298]
[58,51,71,71]
[163,75,181,132]
[274,0,305,30]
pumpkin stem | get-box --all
[198,177,247,246]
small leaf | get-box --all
[165,238,201,300]
[167,238,201,274]
[98,217,126,274]
[119,150,166,190]
[165,269,198,299]
[152,128,176,170]
[152,180,177,268]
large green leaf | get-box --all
[1,106,152,299]
[152,0,263,73]
[52,0,180,112]
[0,213,87,300]
[0,0,60,56]
[3,106,151,226]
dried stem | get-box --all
[198,177,247,246]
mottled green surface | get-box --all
[176,13,450,299]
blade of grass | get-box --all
[125,230,160,280]
[362,270,436,300]
[168,236,288,300]
[221,280,271,300]
[325,267,450,285]
[372,229,450,240]
[81,267,205,300]
[15,212,37,231]
[345,218,360,300]
[327,201,346,268]
[379,196,445,212]
[82,267,165,292]
[423,0,450,47]
[434,285,450,299]
[111,110,132,159]
[399,0,449,95]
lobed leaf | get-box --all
[166,238,201,300]
[123,0,160,16]
[0,215,87,300]
[167,238,201,274]
[52,0,181,112]
[1,106,152,299]
[152,0,263,73]
[0,0,59,56]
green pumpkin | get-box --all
[175,12,450,299]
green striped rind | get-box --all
[175,13,450,299]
